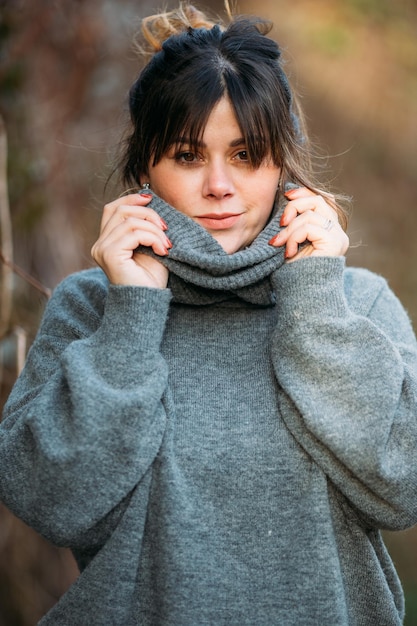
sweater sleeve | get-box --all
[271,257,417,530]
[0,269,172,547]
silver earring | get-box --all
[142,182,151,191]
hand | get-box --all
[269,187,349,262]
[91,193,171,288]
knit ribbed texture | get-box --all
[137,192,286,304]
[1,203,417,625]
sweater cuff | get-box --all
[97,285,172,353]
[272,256,349,322]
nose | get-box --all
[202,161,234,199]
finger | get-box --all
[100,205,168,240]
[92,218,172,262]
[284,223,324,258]
[281,197,337,226]
[281,193,337,227]
[284,186,316,200]
[93,231,170,265]
[102,192,152,216]
[322,217,335,232]
[284,222,349,259]
[272,210,337,245]
[100,217,171,251]
[100,194,167,233]
[269,209,348,257]
[103,213,170,242]
[284,186,336,203]
[101,196,167,233]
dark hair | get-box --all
[118,5,349,228]
[123,18,305,177]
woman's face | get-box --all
[147,98,281,254]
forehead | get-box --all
[191,98,242,142]
[149,90,278,170]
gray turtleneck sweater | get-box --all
[1,194,417,625]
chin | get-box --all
[215,240,240,254]
[218,236,254,254]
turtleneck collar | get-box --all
[137,192,287,306]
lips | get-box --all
[196,213,242,230]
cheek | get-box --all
[150,168,196,213]
[157,187,194,217]
[150,176,179,206]
[247,191,277,226]
[247,171,280,206]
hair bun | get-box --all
[139,3,224,55]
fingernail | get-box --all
[284,188,297,197]
[165,236,173,248]
[140,193,153,199]
[160,218,168,230]
[268,234,280,246]
[280,214,287,227]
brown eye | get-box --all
[176,151,197,163]
[236,150,249,161]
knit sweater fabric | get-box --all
[1,194,417,625]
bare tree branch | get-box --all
[0,114,13,340]
[0,250,51,299]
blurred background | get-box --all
[0,0,416,623]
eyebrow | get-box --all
[174,136,246,148]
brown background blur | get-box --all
[0,0,416,623]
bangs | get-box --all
[150,88,280,169]
[150,66,225,166]
[224,71,285,169]
[150,104,215,166]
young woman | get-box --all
[1,3,416,624]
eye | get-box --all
[235,150,249,161]
[175,151,199,163]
